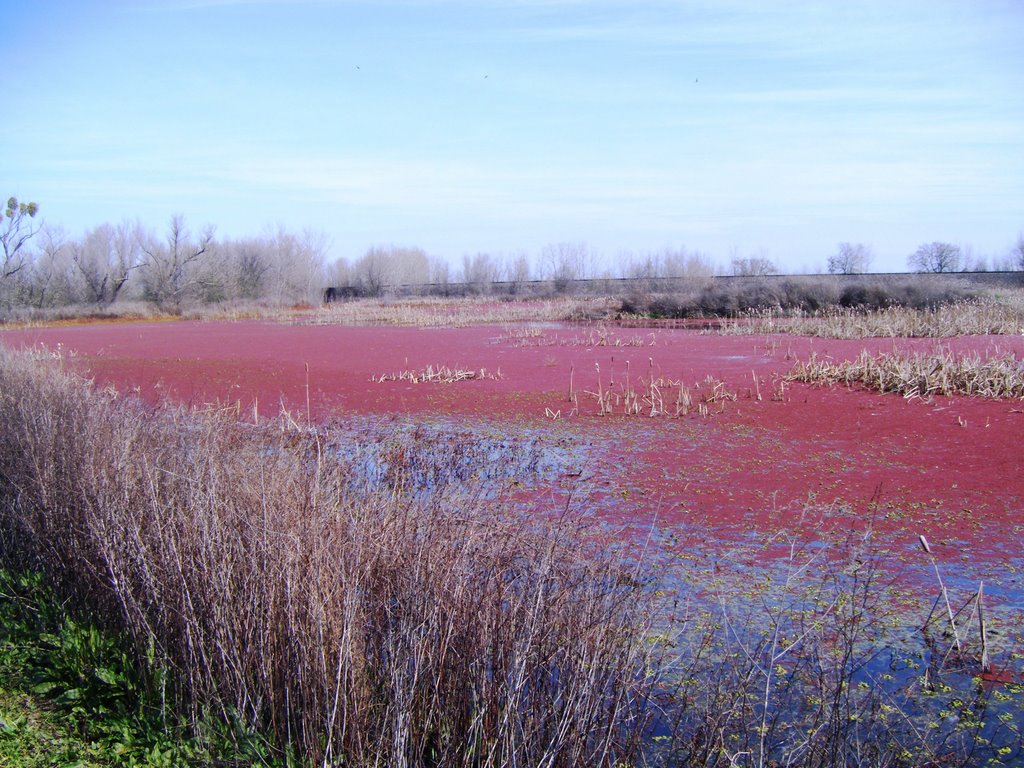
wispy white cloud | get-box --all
[3,0,1021,267]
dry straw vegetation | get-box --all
[2,347,1023,766]
[790,349,1024,400]
[719,297,1024,339]
[305,295,617,327]
[0,347,668,767]
[370,364,503,384]
[558,365,744,420]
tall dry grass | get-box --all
[789,349,1024,399]
[0,347,666,766]
[306,295,617,327]
[720,297,1024,339]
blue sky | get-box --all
[2,0,1022,272]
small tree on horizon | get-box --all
[540,241,591,291]
[828,242,872,274]
[460,252,503,292]
[907,241,961,273]
[730,254,776,276]
[1012,233,1024,271]
[352,245,429,296]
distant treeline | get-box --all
[3,195,1023,315]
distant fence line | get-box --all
[323,271,1024,302]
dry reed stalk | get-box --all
[920,535,961,653]
[978,582,990,673]
[675,383,692,416]
[304,362,311,424]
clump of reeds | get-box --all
[789,349,1024,399]
[0,300,175,328]
[577,358,738,418]
[0,346,667,767]
[371,363,503,383]
[499,324,656,348]
[720,297,1024,339]
[307,295,618,327]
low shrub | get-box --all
[621,277,985,320]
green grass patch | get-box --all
[0,569,273,767]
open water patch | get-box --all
[322,415,585,497]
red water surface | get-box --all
[3,320,1022,582]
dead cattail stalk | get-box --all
[305,361,311,424]
[919,534,961,652]
[978,581,990,673]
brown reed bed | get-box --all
[499,324,657,348]
[719,297,1024,339]
[370,363,503,384]
[306,295,617,327]
[0,346,670,767]
[788,349,1024,400]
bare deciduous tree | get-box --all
[353,247,388,296]
[264,227,328,304]
[907,241,961,273]
[460,252,502,293]
[1012,233,1024,271]
[21,225,73,309]
[140,215,215,309]
[2,196,40,281]
[428,256,451,291]
[540,241,591,291]
[328,255,353,289]
[226,237,273,300]
[626,247,715,281]
[730,253,776,276]
[505,252,531,293]
[827,242,873,275]
[353,245,429,295]
[72,221,144,305]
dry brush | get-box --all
[789,349,1024,400]
[0,347,666,767]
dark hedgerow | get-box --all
[621,277,981,319]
